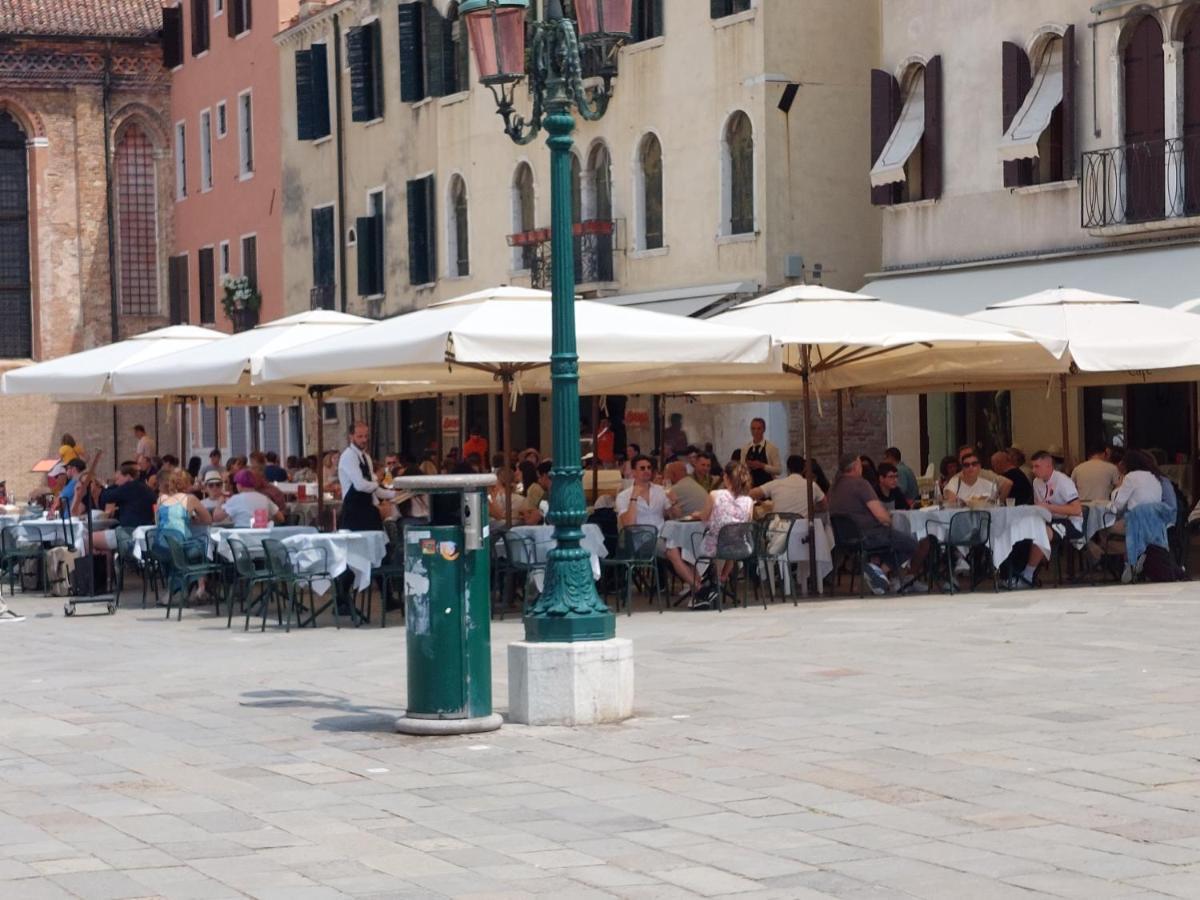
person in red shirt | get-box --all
[463,425,488,462]
[595,416,615,465]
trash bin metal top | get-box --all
[392,474,497,493]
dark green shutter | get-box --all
[424,4,448,98]
[369,19,384,119]
[455,19,470,92]
[310,43,331,138]
[198,247,215,323]
[923,55,944,200]
[348,26,371,121]
[1061,25,1076,180]
[356,216,379,295]
[163,5,183,68]
[295,49,314,140]
[407,176,435,285]
[1002,42,1032,188]
[398,2,425,102]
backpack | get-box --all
[45,547,79,597]
[1141,544,1188,583]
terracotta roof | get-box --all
[0,0,163,39]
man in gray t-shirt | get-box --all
[665,461,708,517]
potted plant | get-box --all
[221,274,262,331]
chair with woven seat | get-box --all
[692,522,761,611]
[1,525,44,596]
[829,514,899,597]
[499,530,545,614]
[600,524,661,615]
[933,510,991,593]
[226,537,277,630]
[161,531,225,621]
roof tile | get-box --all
[0,0,163,39]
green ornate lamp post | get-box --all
[462,0,630,643]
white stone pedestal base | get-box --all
[507,638,634,726]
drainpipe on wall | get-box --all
[102,42,121,462]
[333,13,348,313]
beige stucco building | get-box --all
[868,0,1200,486]
[276,0,883,464]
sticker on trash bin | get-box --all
[439,540,459,561]
[420,539,436,555]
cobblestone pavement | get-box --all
[3,582,1200,899]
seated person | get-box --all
[828,453,930,594]
[1072,445,1120,503]
[212,469,283,528]
[944,452,1008,505]
[671,463,756,602]
[874,463,910,510]
[937,455,959,494]
[1012,450,1083,590]
[488,467,529,525]
[521,461,553,524]
[153,469,213,564]
[749,454,826,517]
[615,455,676,530]
[52,458,88,516]
[1094,450,1168,561]
[89,461,157,553]
[250,467,289,515]
[263,451,289,483]
[665,460,708,518]
[200,471,226,513]
[992,450,1033,505]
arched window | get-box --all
[585,141,612,222]
[511,162,535,271]
[723,111,754,234]
[115,123,161,316]
[448,174,469,277]
[1123,15,1165,222]
[637,133,663,250]
[0,110,31,358]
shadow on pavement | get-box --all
[240,688,403,733]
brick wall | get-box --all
[785,394,889,472]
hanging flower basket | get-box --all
[221,275,262,331]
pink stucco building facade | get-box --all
[167,0,296,328]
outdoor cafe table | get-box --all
[891,505,1052,568]
[208,525,317,561]
[281,530,387,595]
[496,523,608,591]
[19,517,115,555]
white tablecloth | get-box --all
[891,505,1052,567]
[780,516,835,595]
[18,518,115,555]
[660,520,708,565]
[1083,501,1116,542]
[498,524,608,590]
[209,526,317,561]
[272,482,320,498]
[281,531,387,594]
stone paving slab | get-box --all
[2,582,1200,897]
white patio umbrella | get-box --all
[257,286,774,522]
[1173,298,1200,314]
[585,286,1064,584]
[1,324,225,399]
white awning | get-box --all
[998,40,1063,162]
[864,244,1200,316]
[870,69,925,187]
[598,281,757,318]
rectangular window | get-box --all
[198,246,215,323]
[174,120,187,199]
[356,190,385,296]
[163,4,183,68]
[216,100,227,138]
[219,240,230,276]
[398,3,469,102]
[406,175,436,286]
[228,0,251,36]
[311,205,336,290]
[201,401,217,448]
[168,253,190,324]
[215,0,224,15]
[241,234,258,289]
[632,0,663,42]
[710,0,751,17]
[199,109,213,191]
[192,0,210,55]
[238,90,254,177]
[295,44,331,140]
[347,20,384,121]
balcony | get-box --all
[310,283,335,310]
[508,221,616,292]
[1081,136,1200,230]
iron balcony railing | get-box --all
[511,220,616,290]
[1081,135,1200,227]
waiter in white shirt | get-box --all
[338,421,395,531]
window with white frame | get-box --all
[237,90,254,178]
[636,133,664,250]
[448,174,469,277]
[584,141,612,221]
[215,0,224,15]
[722,111,754,234]
[219,240,230,276]
[199,108,213,191]
[216,100,227,138]
[174,120,187,199]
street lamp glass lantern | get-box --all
[574,0,633,40]
[461,0,529,85]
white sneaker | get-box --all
[1121,563,1134,585]
[864,563,890,596]
[954,557,971,576]
[0,609,25,623]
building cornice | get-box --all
[0,41,167,89]
[276,0,356,46]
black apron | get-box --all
[746,443,771,488]
[340,450,382,532]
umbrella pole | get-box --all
[503,375,514,527]
[1059,374,1071,471]
[316,389,325,530]
[836,390,844,459]
[590,395,599,500]
[802,347,817,594]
